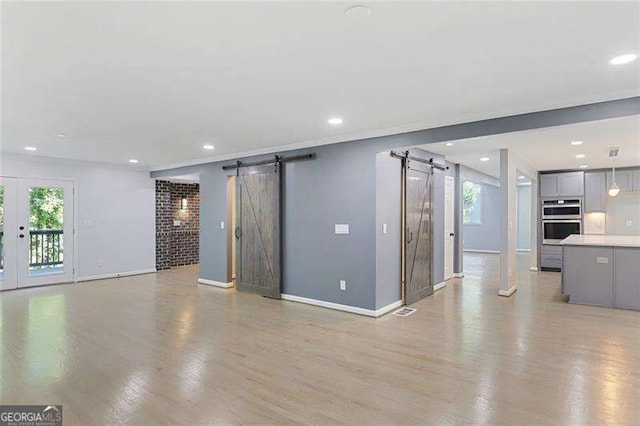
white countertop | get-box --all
[561,234,640,248]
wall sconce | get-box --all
[181,198,188,210]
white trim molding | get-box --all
[453,272,465,278]
[77,268,156,282]
[434,281,446,292]
[197,278,234,288]
[281,294,402,318]
[529,266,539,272]
[464,249,500,254]
[498,286,518,297]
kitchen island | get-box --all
[561,234,640,310]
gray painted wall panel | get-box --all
[375,152,402,309]
[517,185,532,250]
[463,183,501,252]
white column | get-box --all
[499,149,517,296]
[529,177,539,271]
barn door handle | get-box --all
[235,226,241,240]
[406,228,413,244]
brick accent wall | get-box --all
[155,180,200,270]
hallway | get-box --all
[0,255,637,423]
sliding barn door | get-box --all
[404,161,433,305]
[235,165,281,299]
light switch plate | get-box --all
[596,257,609,264]
[382,224,388,234]
[220,221,225,229]
[173,220,181,226]
[335,224,349,234]
[340,280,346,291]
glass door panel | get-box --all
[17,179,74,288]
[28,187,65,277]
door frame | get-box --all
[0,176,77,290]
[444,175,455,281]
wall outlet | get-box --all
[382,224,387,234]
[626,220,633,228]
[173,220,181,226]
[97,258,103,268]
[596,257,609,264]
[335,224,349,234]
[339,280,346,291]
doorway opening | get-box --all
[155,175,200,271]
[0,177,75,290]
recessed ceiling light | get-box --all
[579,165,588,169]
[345,5,372,20]
[445,142,454,146]
[570,140,583,146]
[328,117,343,125]
[24,146,37,151]
[575,154,586,159]
[480,157,490,162]
[610,53,637,65]
[202,144,214,150]
[129,159,139,164]
[57,133,68,138]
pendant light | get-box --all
[608,146,620,197]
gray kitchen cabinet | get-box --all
[563,245,614,307]
[541,244,562,271]
[606,169,633,192]
[539,172,584,198]
[540,174,559,198]
[615,248,640,311]
[584,171,607,212]
[632,169,640,191]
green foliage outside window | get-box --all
[463,180,483,225]
[30,188,64,230]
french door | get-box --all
[0,177,74,290]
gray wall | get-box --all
[463,183,501,252]
[516,184,532,250]
[152,97,640,311]
[375,152,402,309]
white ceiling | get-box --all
[424,115,640,178]
[2,2,639,170]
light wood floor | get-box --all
[0,253,638,424]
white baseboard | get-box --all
[197,278,234,288]
[516,249,532,252]
[529,266,539,272]
[464,249,500,254]
[281,294,402,318]
[433,281,446,292]
[498,285,518,297]
[76,268,156,283]
[453,272,465,278]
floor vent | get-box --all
[392,307,416,317]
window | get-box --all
[463,180,483,225]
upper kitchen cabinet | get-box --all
[605,169,634,192]
[540,172,584,198]
[584,171,606,212]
